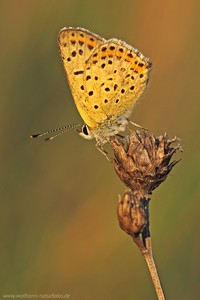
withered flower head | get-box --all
[110,130,181,195]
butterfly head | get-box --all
[79,113,129,144]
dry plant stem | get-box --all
[110,130,182,300]
[133,235,165,300]
[143,246,165,300]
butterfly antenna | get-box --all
[30,124,81,141]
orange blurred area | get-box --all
[1,0,200,299]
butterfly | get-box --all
[31,27,152,154]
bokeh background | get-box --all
[1,0,200,299]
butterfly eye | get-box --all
[82,124,89,135]
[79,125,94,140]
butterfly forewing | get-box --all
[58,27,105,128]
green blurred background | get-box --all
[1,0,200,299]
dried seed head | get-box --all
[110,130,182,193]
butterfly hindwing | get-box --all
[83,39,151,124]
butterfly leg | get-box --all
[129,120,147,130]
[95,142,111,162]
